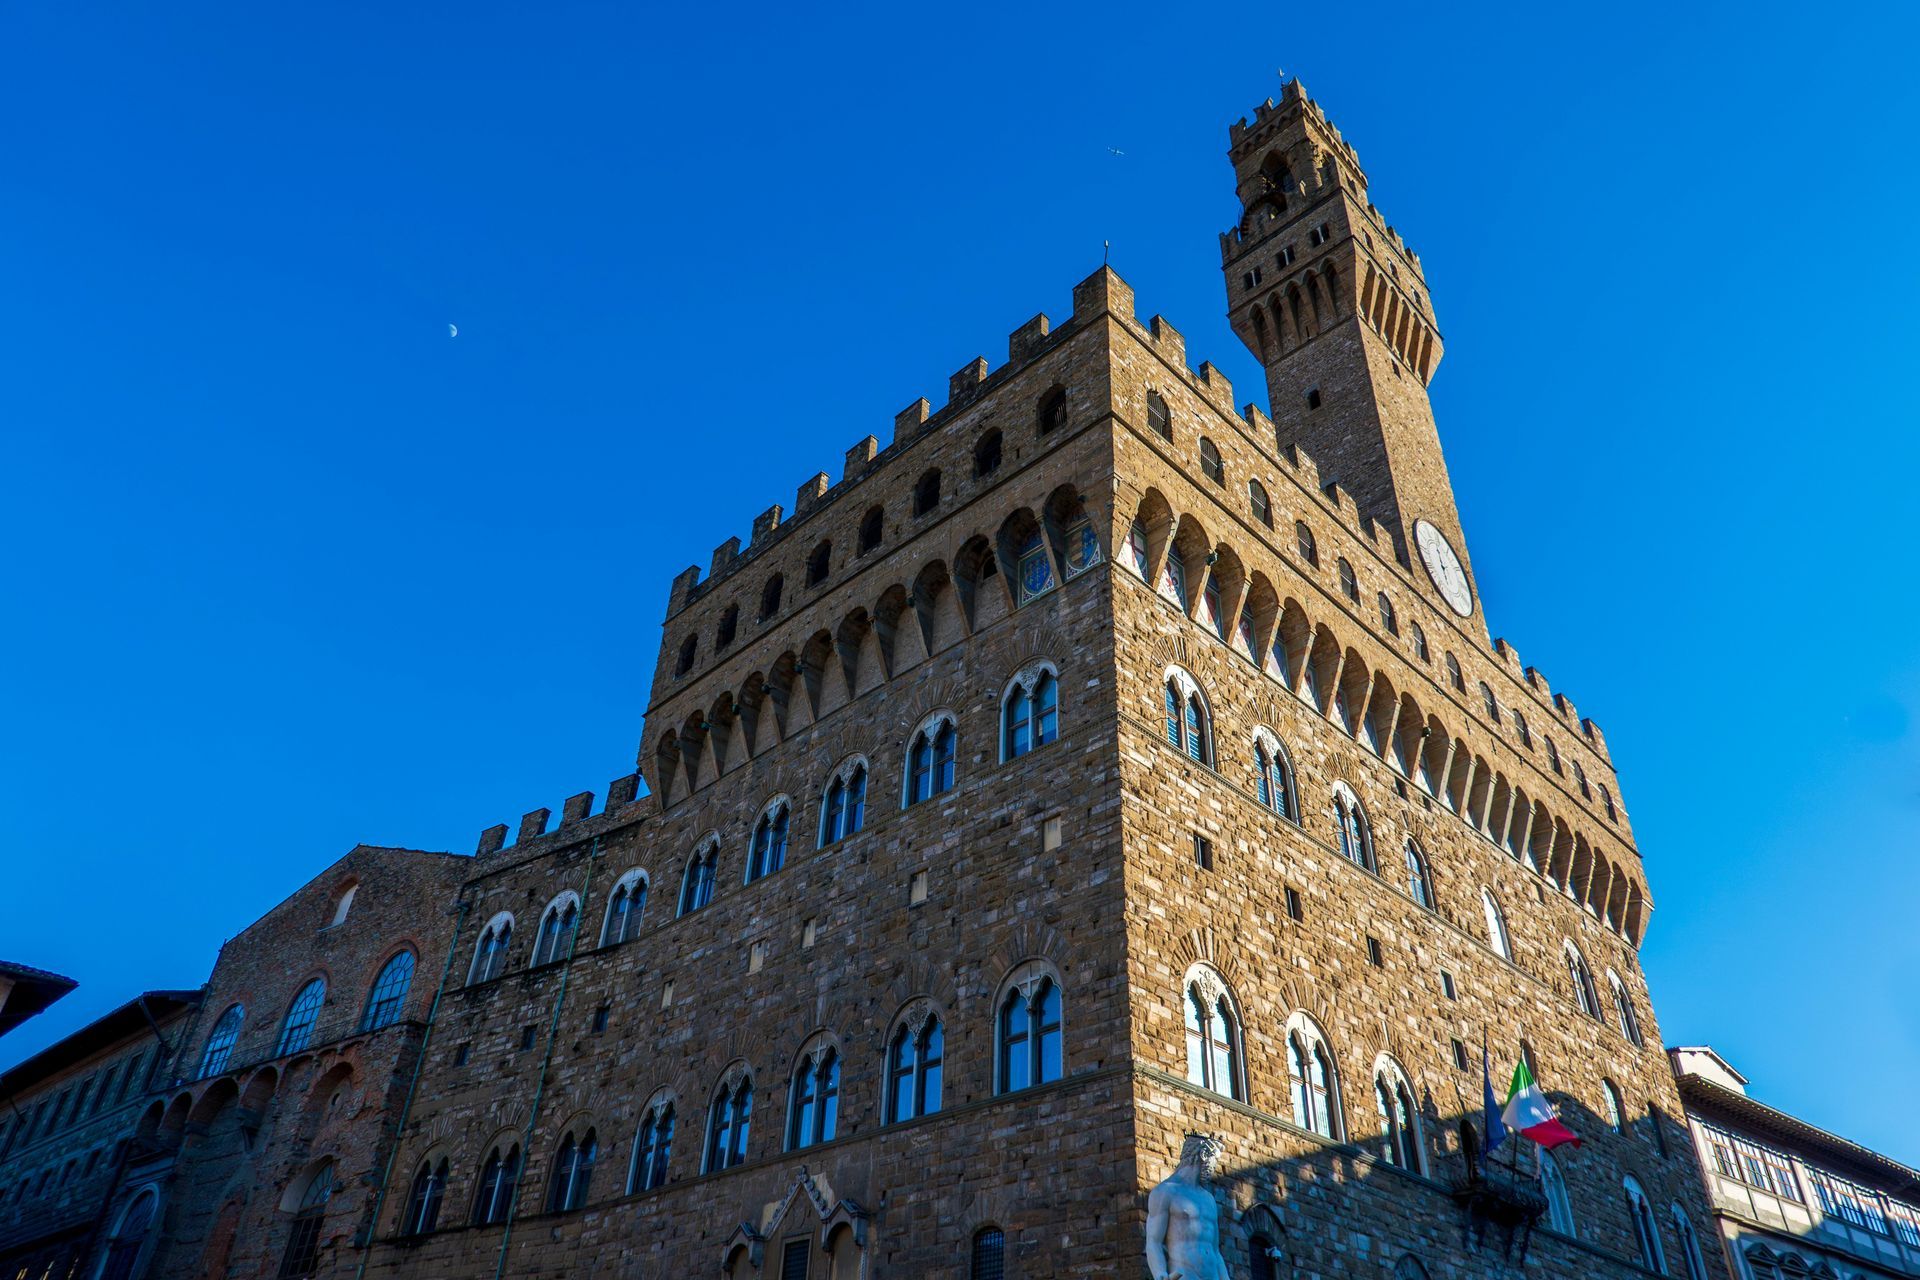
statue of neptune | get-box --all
[1144,1132,1229,1280]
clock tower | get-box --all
[1222,80,1481,625]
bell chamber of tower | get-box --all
[1220,80,1481,627]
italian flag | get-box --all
[1502,1059,1582,1150]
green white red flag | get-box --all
[1500,1058,1582,1150]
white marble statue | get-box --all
[1145,1132,1230,1280]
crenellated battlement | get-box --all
[473,771,645,858]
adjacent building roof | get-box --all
[0,990,201,1099]
[0,961,79,1038]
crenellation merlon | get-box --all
[948,357,989,403]
[1009,314,1051,363]
[892,400,930,441]
[476,823,509,856]
[794,473,830,516]
[559,791,595,827]
[710,538,741,578]
[516,808,550,844]
[749,505,783,548]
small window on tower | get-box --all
[973,429,1003,479]
[1281,244,1297,266]
[1337,558,1359,603]
[759,574,784,621]
[1285,886,1304,921]
[1193,834,1213,871]
[716,606,738,651]
[1410,621,1429,662]
[1248,480,1272,528]
[674,635,697,677]
[1146,390,1172,441]
[1305,387,1323,411]
[1198,438,1225,486]
[1037,386,1069,436]
[913,469,941,516]
[1295,521,1319,567]
[1445,652,1465,692]
[806,540,831,587]
[1376,592,1398,635]
[858,505,884,554]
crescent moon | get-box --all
[449,324,458,338]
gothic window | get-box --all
[1249,479,1273,527]
[471,1145,520,1225]
[678,841,719,915]
[531,895,580,968]
[1159,545,1188,608]
[971,1226,1007,1280]
[705,1074,753,1173]
[1284,1013,1341,1138]
[1514,709,1532,748]
[1546,737,1563,774]
[1599,784,1618,822]
[1015,531,1054,603]
[997,965,1063,1094]
[601,873,648,946]
[1146,390,1172,440]
[858,505,883,554]
[1573,761,1592,800]
[1037,385,1068,435]
[1254,730,1297,820]
[1480,682,1499,720]
[1602,1078,1625,1132]
[1063,518,1101,577]
[468,913,514,985]
[1181,967,1243,1101]
[1541,1149,1575,1234]
[818,759,868,846]
[278,980,326,1056]
[545,1128,597,1213]
[1373,1059,1424,1173]
[1198,437,1225,485]
[199,1004,244,1078]
[785,1045,841,1150]
[1445,651,1464,692]
[362,951,416,1031]
[629,1102,674,1193]
[279,1162,335,1279]
[1404,841,1434,910]
[1126,520,1151,579]
[887,1012,944,1123]
[1295,520,1319,567]
[913,468,942,516]
[1162,668,1212,765]
[1624,1177,1667,1273]
[1334,785,1375,872]
[1410,621,1429,662]
[806,540,831,587]
[675,634,697,676]
[747,799,791,883]
[402,1157,448,1235]
[759,574,784,621]
[1646,1102,1671,1158]
[1610,973,1643,1046]
[1482,888,1512,960]
[1672,1205,1708,1280]
[904,714,958,805]
[973,429,1003,478]
[1565,942,1601,1019]
[1337,558,1359,602]
[716,605,738,650]
[99,1190,157,1280]
[1002,665,1059,760]
[1377,592,1398,635]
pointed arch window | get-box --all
[1373,1061,1423,1173]
[629,1103,673,1193]
[471,1145,520,1225]
[545,1128,597,1213]
[759,574,784,621]
[402,1158,448,1235]
[747,800,791,883]
[913,468,942,516]
[1285,1016,1340,1138]
[1672,1205,1708,1280]
[905,715,957,805]
[531,896,579,968]
[278,980,326,1057]
[1003,668,1059,760]
[679,843,718,915]
[1625,1177,1667,1273]
[1377,592,1398,635]
[601,874,648,946]
[1602,1078,1625,1132]
[819,762,868,846]
[1126,520,1151,579]
[1198,437,1225,485]
[705,1075,753,1172]
[1254,732,1296,820]
[1181,970,1243,1101]
[1337,558,1359,602]
[1540,1149,1575,1234]
[1565,943,1601,1019]
[1038,385,1069,435]
[858,506,883,554]
[716,606,738,650]
[1249,479,1273,527]
[997,969,1063,1094]
[279,1162,335,1278]
[469,915,514,985]
[99,1190,157,1280]
[1410,621,1429,662]
[1445,651,1465,691]
[1146,390,1172,439]
[362,950,416,1031]
[1014,531,1054,603]
[1481,888,1513,960]
[806,540,832,587]
[1404,841,1434,909]
[1334,787,1375,872]
[1295,521,1319,567]
[1610,973,1644,1047]
[973,429,1003,478]
[887,1013,944,1123]
[1163,669,1212,765]
[199,1004,244,1078]
[786,1047,841,1150]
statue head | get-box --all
[1178,1131,1226,1179]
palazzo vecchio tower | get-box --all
[89,79,1726,1280]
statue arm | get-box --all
[1144,1186,1178,1280]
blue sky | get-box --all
[3,2,1917,1161]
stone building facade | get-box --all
[20,79,1740,1280]
[1672,1047,1920,1279]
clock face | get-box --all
[1414,520,1473,617]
